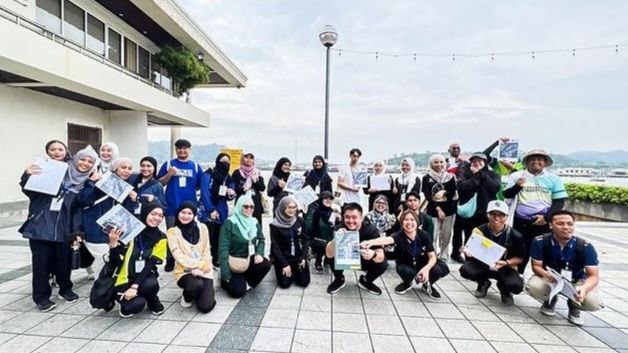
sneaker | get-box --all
[500,290,514,306]
[540,298,557,316]
[395,282,412,295]
[314,263,324,274]
[86,266,95,280]
[422,283,441,301]
[149,299,165,316]
[180,296,192,308]
[164,259,175,272]
[451,252,465,264]
[473,280,491,298]
[326,277,346,294]
[358,275,382,295]
[36,299,57,312]
[118,307,134,318]
[568,300,584,326]
[58,291,79,304]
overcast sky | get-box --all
[149,0,628,164]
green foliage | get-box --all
[154,45,210,96]
[566,183,628,206]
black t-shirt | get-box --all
[473,224,526,260]
[391,230,434,268]
[421,174,457,217]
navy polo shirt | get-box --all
[529,235,599,281]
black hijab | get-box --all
[174,201,199,245]
[135,202,164,249]
[306,155,328,184]
[312,191,334,235]
[134,156,159,189]
[45,140,72,162]
[210,153,231,202]
[272,157,292,181]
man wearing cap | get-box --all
[452,152,501,263]
[459,200,525,305]
[157,139,204,271]
[503,149,568,274]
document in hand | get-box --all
[284,174,305,193]
[292,186,318,210]
[96,204,145,244]
[95,171,134,203]
[465,233,506,268]
[24,157,69,195]
[370,175,390,191]
[334,229,361,271]
[353,170,368,187]
[547,268,580,304]
[498,140,520,163]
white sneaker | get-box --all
[180,296,192,308]
[86,266,95,280]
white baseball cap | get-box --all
[487,200,509,215]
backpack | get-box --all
[541,233,587,272]
[89,260,116,311]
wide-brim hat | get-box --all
[523,149,553,167]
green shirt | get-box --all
[219,219,265,281]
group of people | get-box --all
[18,137,604,326]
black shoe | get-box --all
[500,290,514,306]
[164,259,175,272]
[395,282,412,295]
[473,280,491,298]
[423,283,441,300]
[149,298,165,316]
[327,277,346,294]
[36,299,57,312]
[567,300,584,325]
[314,263,324,274]
[58,291,79,304]
[358,275,382,295]
[540,297,557,316]
[451,253,465,264]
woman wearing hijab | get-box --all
[199,153,236,268]
[98,142,119,173]
[366,195,397,236]
[304,191,338,273]
[421,154,458,261]
[267,157,292,215]
[108,202,167,317]
[129,156,167,211]
[393,158,422,212]
[167,201,216,313]
[303,155,333,195]
[270,197,310,288]
[20,146,97,311]
[232,153,266,225]
[363,161,394,211]
[219,194,271,298]
[44,140,72,162]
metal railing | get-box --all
[0,4,176,97]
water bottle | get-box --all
[71,241,81,270]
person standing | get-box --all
[130,156,167,210]
[337,148,363,205]
[363,161,394,211]
[157,139,204,272]
[267,157,292,215]
[422,154,458,261]
[303,155,333,195]
[99,142,119,173]
[232,153,266,225]
[392,157,421,213]
[503,149,568,273]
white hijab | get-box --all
[398,158,419,190]
[99,142,119,173]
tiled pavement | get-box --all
[0,222,628,353]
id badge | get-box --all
[400,193,406,202]
[50,196,64,211]
[191,246,201,260]
[179,176,187,188]
[248,241,255,256]
[328,213,336,224]
[563,269,573,282]
[218,184,227,196]
[135,260,145,273]
[134,203,142,215]
[315,185,321,194]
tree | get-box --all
[154,45,210,96]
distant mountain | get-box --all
[567,150,628,164]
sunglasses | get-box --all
[243,205,255,210]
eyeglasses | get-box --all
[287,205,298,209]
[243,205,255,210]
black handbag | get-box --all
[89,259,116,311]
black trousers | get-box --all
[513,217,550,274]
[310,239,327,266]
[206,222,222,267]
[221,256,271,298]
[396,260,449,285]
[29,239,73,304]
[177,274,216,313]
[452,214,486,255]
[274,261,311,288]
[330,257,388,283]
[459,259,524,295]
[115,274,160,316]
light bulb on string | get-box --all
[531,51,536,60]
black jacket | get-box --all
[457,166,501,217]
[232,170,266,218]
[270,218,308,268]
[303,170,333,195]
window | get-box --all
[86,14,105,55]
[63,0,85,44]
[138,47,150,79]
[107,28,121,64]
[67,123,102,156]
[124,38,137,72]
[36,0,61,33]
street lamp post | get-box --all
[319,25,338,161]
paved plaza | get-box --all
[0,221,627,353]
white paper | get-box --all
[292,186,318,210]
[285,174,305,193]
[95,171,134,203]
[352,170,368,187]
[370,175,390,191]
[24,157,69,195]
[465,233,506,267]
[498,140,520,163]
[547,268,579,303]
[96,204,146,244]
[334,229,361,270]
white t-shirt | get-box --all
[339,165,361,204]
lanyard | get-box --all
[551,237,576,269]
[408,234,421,258]
[137,236,147,259]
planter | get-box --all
[566,200,628,222]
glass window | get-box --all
[124,38,137,72]
[151,55,161,84]
[138,47,150,79]
[63,0,85,44]
[107,28,121,64]
[161,71,172,91]
[86,14,105,55]
[36,0,61,33]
